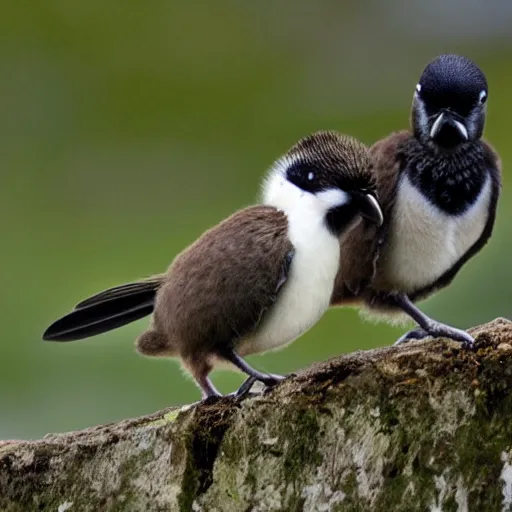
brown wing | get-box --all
[331,131,411,304]
[370,130,412,221]
[154,205,293,358]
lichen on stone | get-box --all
[1,318,512,512]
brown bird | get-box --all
[43,131,383,399]
[332,54,501,347]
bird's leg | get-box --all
[391,293,474,348]
[229,372,294,401]
[227,376,258,400]
[187,360,223,401]
[199,377,222,400]
[196,374,222,401]
[221,348,285,389]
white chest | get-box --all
[380,173,491,293]
[238,215,340,357]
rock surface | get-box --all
[2,318,512,511]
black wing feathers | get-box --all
[43,294,155,341]
[75,276,162,309]
[43,278,162,342]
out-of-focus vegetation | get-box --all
[1,2,511,439]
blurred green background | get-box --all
[2,1,511,439]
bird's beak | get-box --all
[356,193,383,226]
[430,111,468,143]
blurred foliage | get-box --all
[1,2,511,439]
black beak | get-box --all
[430,110,468,147]
[355,193,383,226]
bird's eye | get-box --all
[285,162,321,193]
[415,83,422,94]
[479,90,487,104]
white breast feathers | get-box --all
[381,173,491,293]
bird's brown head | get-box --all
[263,131,383,235]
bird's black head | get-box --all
[264,131,383,235]
[411,54,488,150]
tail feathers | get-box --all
[75,275,164,309]
[43,295,155,342]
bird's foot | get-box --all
[230,377,258,400]
[394,323,474,349]
[228,373,287,401]
[261,373,287,394]
[200,393,223,406]
[260,373,286,387]
[391,293,474,349]
[394,327,429,346]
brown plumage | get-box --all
[43,131,382,399]
[140,206,292,391]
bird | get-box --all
[43,131,383,400]
[332,54,501,347]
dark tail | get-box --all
[43,275,164,342]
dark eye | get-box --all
[479,90,487,104]
[286,162,320,193]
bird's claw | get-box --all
[227,373,287,401]
[394,324,475,349]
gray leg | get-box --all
[197,375,222,400]
[188,361,222,400]
[393,293,474,348]
[228,372,292,401]
[221,349,285,388]
[229,376,258,399]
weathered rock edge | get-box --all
[2,318,512,512]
